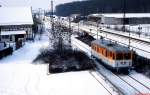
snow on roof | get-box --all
[1,31,26,35]
[0,7,33,26]
[88,14,103,18]
[90,13,150,18]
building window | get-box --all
[10,36,13,41]
[2,35,9,39]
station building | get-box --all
[0,7,34,49]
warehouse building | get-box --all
[87,13,150,25]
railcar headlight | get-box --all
[124,62,126,64]
[129,62,131,66]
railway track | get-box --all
[59,20,150,45]
[78,26,150,60]
[80,25,150,45]
[118,75,150,94]
[128,75,150,90]
[94,59,150,95]
[100,28,150,45]
[72,36,150,95]
[89,71,115,95]
[56,21,150,58]
[81,26,150,52]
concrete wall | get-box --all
[101,17,122,25]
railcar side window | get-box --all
[96,46,98,52]
[104,50,106,56]
[110,52,112,57]
[98,47,100,53]
[106,50,107,57]
[113,53,115,60]
[107,51,109,57]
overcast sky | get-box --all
[0,0,82,10]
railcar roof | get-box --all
[92,39,131,53]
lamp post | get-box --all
[0,26,2,41]
[68,16,71,47]
[129,25,131,49]
[97,21,99,39]
[123,0,130,48]
[123,0,126,33]
[90,28,92,35]
[78,22,79,32]
[138,25,142,38]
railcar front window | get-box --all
[124,53,131,59]
[116,53,123,60]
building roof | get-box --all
[92,39,130,53]
[1,31,26,35]
[88,14,103,18]
[0,7,33,26]
[90,13,150,18]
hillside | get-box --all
[55,0,150,16]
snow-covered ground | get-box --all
[0,63,111,95]
[0,33,49,64]
[0,21,116,95]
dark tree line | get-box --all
[55,0,150,16]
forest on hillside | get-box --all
[55,0,150,16]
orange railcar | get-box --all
[91,39,133,69]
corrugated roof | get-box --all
[92,39,130,53]
[0,7,33,26]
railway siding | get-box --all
[80,25,150,58]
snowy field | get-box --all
[0,22,114,95]
[0,64,110,95]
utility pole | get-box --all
[78,22,79,32]
[0,26,1,41]
[69,16,72,48]
[97,22,99,39]
[51,0,54,33]
[123,0,126,33]
[50,0,56,44]
[123,0,130,48]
